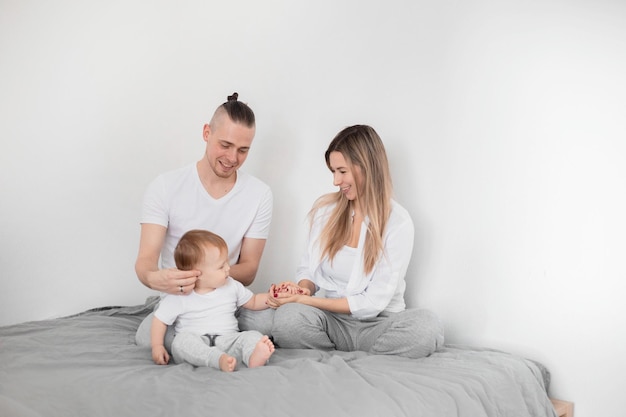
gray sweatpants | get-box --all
[171,331,264,369]
[272,303,444,359]
[134,307,275,352]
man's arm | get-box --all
[135,223,198,294]
[229,237,266,287]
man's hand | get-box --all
[147,268,199,295]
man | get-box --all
[134,93,273,348]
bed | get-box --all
[0,297,560,417]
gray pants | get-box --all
[135,307,275,352]
[172,331,263,369]
[272,304,444,359]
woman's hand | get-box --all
[266,291,308,309]
[269,281,311,297]
[266,281,313,308]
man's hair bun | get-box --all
[227,92,239,101]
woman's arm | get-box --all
[298,294,350,314]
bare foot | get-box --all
[248,335,275,368]
[219,353,237,372]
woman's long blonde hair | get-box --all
[310,125,393,274]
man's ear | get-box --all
[203,124,211,142]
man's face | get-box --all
[203,117,255,179]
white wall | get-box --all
[1,1,624,415]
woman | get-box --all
[268,125,444,359]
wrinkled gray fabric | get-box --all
[0,299,556,417]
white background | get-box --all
[1,1,624,415]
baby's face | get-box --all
[195,245,230,290]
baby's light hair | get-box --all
[174,229,228,271]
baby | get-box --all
[151,229,274,371]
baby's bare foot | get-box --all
[219,354,237,372]
[248,335,275,368]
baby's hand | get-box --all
[152,345,170,365]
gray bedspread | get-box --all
[0,299,557,417]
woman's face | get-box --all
[328,151,361,201]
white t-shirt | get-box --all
[140,164,273,269]
[154,278,253,335]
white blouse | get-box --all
[295,200,415,320]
